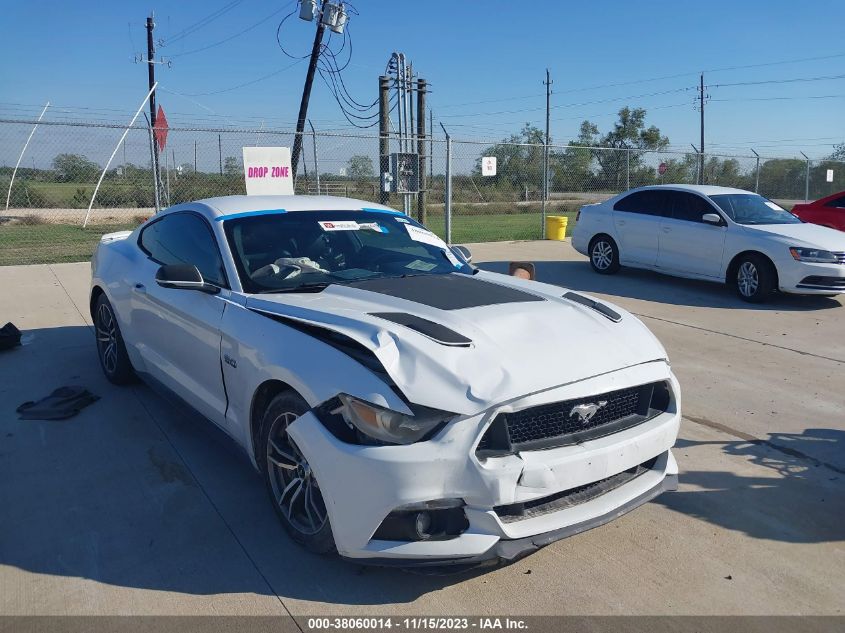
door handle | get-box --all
[617,220,626,226]
[133,283,146,294]
[662,227,671,233]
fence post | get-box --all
[800,152,810,202]
[626,148,630,190]
[5,102,49,212]
[308,119,319,195]
[751,149,760,193]
[441,123,452,245]
[541,145,548,240]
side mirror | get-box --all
[702,213,723,226]
[155,264,220,294]
[451,245,473,264]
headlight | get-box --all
[789,247,838,263]
[335,394,450,445]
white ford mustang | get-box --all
[91,195,680,568]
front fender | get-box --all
[220,302,412,467]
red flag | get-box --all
[153,105,169,150]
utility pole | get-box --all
[378,75,390,205]
[146,14,161,189]
[698,72,705,185]
[291,0,328,181]
[416,78,427,224]
[543,69,552,238]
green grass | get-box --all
[426,210,577,244]
[0,223,137,266]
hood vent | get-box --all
[370,312,472,347]
[562,292,621,322]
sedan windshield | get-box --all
[222,210,472,293]
[709,194,802,225]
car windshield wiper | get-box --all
[259,282,333,294]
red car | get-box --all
[791,191,845,231]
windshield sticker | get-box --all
[405,223,447,248]
[764,201,784,211]
[405,259,438,272]
[318,220,360,231]
[358,221,388,233]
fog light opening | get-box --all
[373,504,469,542]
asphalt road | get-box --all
[0,241,843,618]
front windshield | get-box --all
[222,210,472,293]
[709,194,802,225]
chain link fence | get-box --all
[1,117,843,265]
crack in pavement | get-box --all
[637,313,845,365]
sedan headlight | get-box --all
[789,247,838,263]
[336,394,450,445]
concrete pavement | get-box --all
[0,245,843,616]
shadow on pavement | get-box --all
[659,429,844,543]
[0,326,485,605]
[3,326,842,605]
[477,259,842,312]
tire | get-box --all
[734,254,776,303]
[94,294,135,385]
[259,390,335,554]
[589,235,621,274]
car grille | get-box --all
[833,252,845,265]
[494,456,659,523]
[476,381,669,456]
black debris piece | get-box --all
[0,322,22,351]
[17,386,99,420]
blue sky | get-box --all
[2,0,844,158]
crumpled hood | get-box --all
[743,222,845,250]
[245,271,668,415]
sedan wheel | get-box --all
[261,391,335,553]
[589,236,620,274]
[737,261,759,298]
[734,254,776,303]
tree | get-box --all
[223,156,241,176]
[52,153,100,182]
[564,107,669,190]
[474,124,546,191]
[828,142,845,162]
[346,155,374,181]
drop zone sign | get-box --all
[242,147,294,195]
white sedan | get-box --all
[91,195,680,568]
[572,184,845,302]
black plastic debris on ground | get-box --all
[17,386,100,420]
[0,322,22,351]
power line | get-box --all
[709,73,845,88]
[435,51,845,110]
[438,86,696,119]
[172,59,305,96]
[161,0,243,47]
[168,3,293,59]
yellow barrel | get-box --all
[545,215,568,240]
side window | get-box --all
[824,196,845,209]
[613,190,668,216]
[670,192,717,223]
[139,213,227,287]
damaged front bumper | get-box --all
[286,362,681,567]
